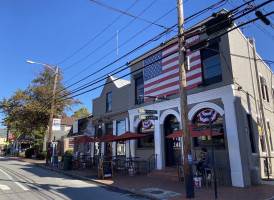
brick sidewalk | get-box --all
[8,157,274,200]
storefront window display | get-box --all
[138,120,154,148]
[116,120,126,156]
[192,109,225,148]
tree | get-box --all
[71,107,90,117]
[0,66,82,151]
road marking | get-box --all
[0,184,10,190]
[0,168,29,191]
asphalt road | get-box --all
[0,157,148,200]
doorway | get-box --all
[164,115,180,167]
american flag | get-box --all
[143,35,202,102]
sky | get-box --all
[0,0,273,128]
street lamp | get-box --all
[27,60,59,163]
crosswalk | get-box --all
[0,184,10,191]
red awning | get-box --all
[165,124,223,138]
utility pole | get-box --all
[46,65,59,165]
[249,38,271,158]
[177,0,194,198]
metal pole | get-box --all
[177,0,194,198]
[209,118,217,199]
[46,65,59,165]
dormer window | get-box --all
[106,92,112,112]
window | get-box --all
[267,121,273,152]
[201,39,222,85]
[134,73,144,104]
[247,114,256,153]
[105,123,113,135]
[260,76,269,102]
[116,120,126,156]
[106,92,112,112]
[138,121,154,148]
[68,139,74,148]
[258,117,266,152]
[192,109,225,148]
[60,125,65,132]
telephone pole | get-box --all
[177,0,194,198]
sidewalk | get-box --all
[8,157,274,200]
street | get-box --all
[0,157,148,200]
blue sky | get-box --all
[0,0,273,128]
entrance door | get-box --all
[164,115,180,167]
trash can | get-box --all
[63,155,72,170]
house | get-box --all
[67,115,97,156]
[0,129,7,151]
[50,117,78,155]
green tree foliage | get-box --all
[71,107,90,117]
[0,66,82,146]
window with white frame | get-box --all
[260,76,269,102]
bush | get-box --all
[25,147,37,158]
[64,150,74,156]
[36,151,47,160]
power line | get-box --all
[229,0,274,40]
[62,0,168,72]
[36,0,260,113]
[62,0,228,90]
[89,0,167,29]
[61,11,274,102]
[62,7,177,84]
[57,0,141,66]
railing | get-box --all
[147,154,157,174]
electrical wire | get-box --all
[62,0,168,72]
[57,0,141,66]
[59,11,274,103]
[89,0,167,29]
[63,0,228,91]
[229,0,274,40]
[32,0,272,114]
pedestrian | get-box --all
[199,147,214,180]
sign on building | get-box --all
[73,120,78,134]
[52,118,61,131]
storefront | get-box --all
[129,85,244,187]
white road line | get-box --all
[0,184,10,190]
[0,168,29,191]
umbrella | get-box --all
[100,133,119,143]
[73,136,98,143]
[73,136,98,158]
[111,131,148,158]
[111,131,148,142]
[165,125,223,138]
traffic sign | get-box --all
[6,141,10,146]
[139,115,158,120]
[138,109,158,114]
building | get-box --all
[0,129,7,151]
[76,10,273,188]
[126,10,274,187]
[49,117,78,155]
